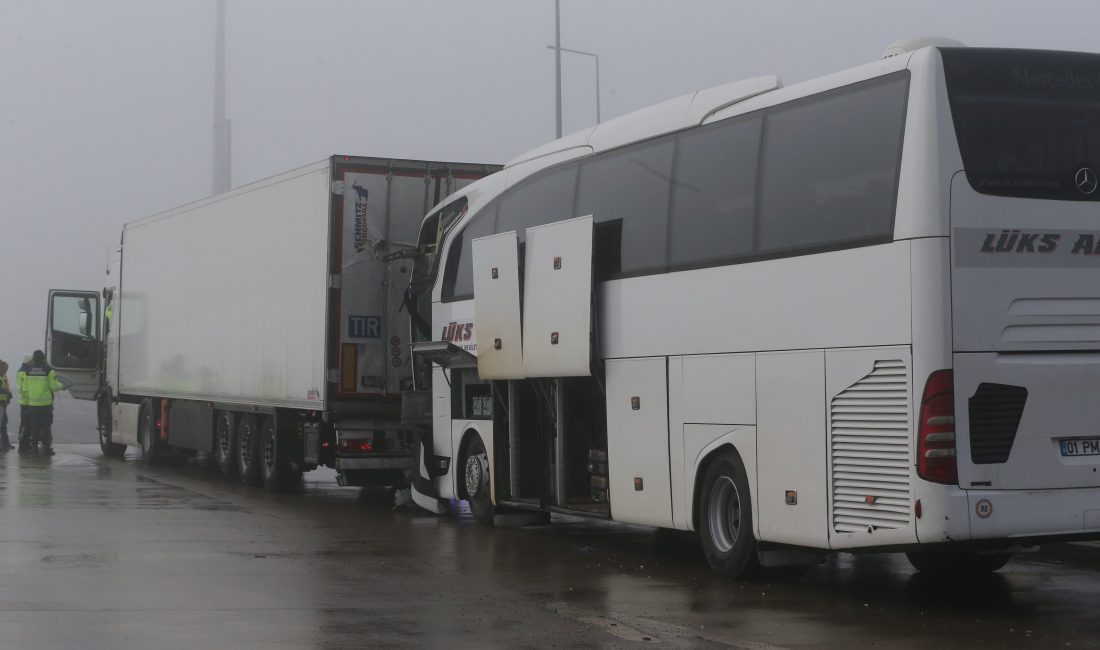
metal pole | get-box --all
[554,378,567,507]
[547,45,600,127]
[508,380,520,497]
[594,54,600,124]
[212,0,229,194]
[554,0,562,139]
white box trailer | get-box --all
[46,155,499,489]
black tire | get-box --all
[138,399,161,465]
[697,450,760,578]
[213,410,238,477]
[906,550,1012,575]
[461,434,494,526]
[236,414,262,486]
[97,393,126,458]
[260,415,301,491]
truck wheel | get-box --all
[236,414,262,486]
[138,399,161,465]
[260,416,299,491]
[213,410,238,477]
[906,550,1012,575]
[97,393,126,459]
[697,450,760,578]
[461,434,494,526]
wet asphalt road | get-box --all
[2,406,1100,649]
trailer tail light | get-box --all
[338,438,374,454]
[917,369,957,485]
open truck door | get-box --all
[45,289,101,400]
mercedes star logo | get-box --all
[1075,167,1098,195]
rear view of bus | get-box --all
[939,48,1100,554]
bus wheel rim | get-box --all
[464,454,484,499]
[708,475,741,554]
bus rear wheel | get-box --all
[697,450,760,578]
[461,434,494,526]
[905,550,1012,575]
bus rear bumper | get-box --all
[966,487,1100,540]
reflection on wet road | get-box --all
[0,445,1097,649]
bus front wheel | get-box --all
[461,434,494,526]
[697,450,760,578]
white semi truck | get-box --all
[47,155,499,490]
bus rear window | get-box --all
[942,48,1100,201]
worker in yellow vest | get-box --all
[19,350,63,456]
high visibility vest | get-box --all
[21,364,62,407]
[15,365,28,406]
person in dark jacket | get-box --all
[0,360,12,450]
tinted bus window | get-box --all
[413,197,468,284]
[942,48,1100,201]
[442,203,497,300]
[669,116,762,268]
[757,73,908,254]
[497,164,578,242]
[576,137,675,277]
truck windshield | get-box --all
[942,47,1100,201]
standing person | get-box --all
[16,354,30,453]
[0,360,12,451]
[21,350,63,456]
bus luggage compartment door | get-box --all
[522,216,594,378]
[605,357,672,528]
[472,231,524,379]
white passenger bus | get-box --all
[403,42,1100,577]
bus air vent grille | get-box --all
[830,359,911,534]
[968,383,1027,465]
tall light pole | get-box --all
[554,0,562,139]
[212,0,231,195]
[546,45,600,125]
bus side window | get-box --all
[757,73,909,255]
[497,164,578,244]
[576,135,675,278]
[441,202,498,301]
[669,115,762,269]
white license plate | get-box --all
[1061,438,1100,457]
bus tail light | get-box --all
[917,369,957,485]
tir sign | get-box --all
[348,315,381,339]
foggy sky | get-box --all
[1,0,1097,378]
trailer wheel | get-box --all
[236,414,262,486]
[138,399,161,465]
[696,450,760,578]
[97,392,126,459]
[260,415,299,491]
[461,434,494,526]
[905,550,1012,575]
[213,410,238,477]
